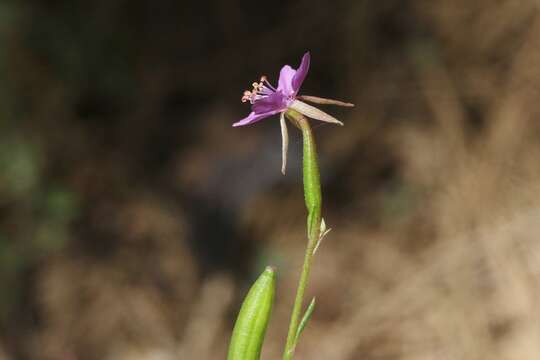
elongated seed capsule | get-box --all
[284,109,322,240]
[227,266,276,360]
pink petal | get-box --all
[291,52,310,95]
[277,65,296,96]
[232,110,280,127]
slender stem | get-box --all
[283,110,322,360]
[283,226,319,360]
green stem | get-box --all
[283,110,322,360]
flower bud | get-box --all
[227,266,276,360]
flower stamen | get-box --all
[241,75,277,103]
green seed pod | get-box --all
[285,109,322,241]
[227,266,276,360]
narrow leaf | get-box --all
[295,297,316,343]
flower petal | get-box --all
[280,112,289,175]
[277,65,296,96]
[252,91,287,114]
[233,110,278,127]
[291,52,310,95]
[289,100,344,126]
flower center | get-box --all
[241,76,277,104]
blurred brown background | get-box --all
[2,0,540,359]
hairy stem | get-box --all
[283,110,322,360]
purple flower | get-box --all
[234,52,354,174]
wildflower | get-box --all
[233,52,353,174]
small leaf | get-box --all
[314,218,332,254]
[295,297,316,343]
[227,266,276,360]
[320,218,327,234]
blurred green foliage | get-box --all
[0,0,137,329]
[0,138,40,198]
[0,156,79,322]
[0,0,82,322]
